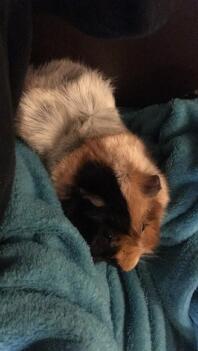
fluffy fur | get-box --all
[16,59,125,169]
[16,59,169,271]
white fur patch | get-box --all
[16,59,125,164]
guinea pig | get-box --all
[16,58,169,271]
[52,133,169,271]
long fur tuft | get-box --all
[16,59,126,168]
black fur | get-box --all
[0,0,173,223]
[61,161,131,260]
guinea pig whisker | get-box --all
[140,253,167,263]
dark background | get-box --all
[32,0,198,107]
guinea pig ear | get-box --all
[143,175,161,197]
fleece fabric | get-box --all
[0,98,197,351]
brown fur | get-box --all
[52,132,169,271]
[16,59,169,271]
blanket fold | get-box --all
[0,98,197,350]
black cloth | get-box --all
[0,0,174,222]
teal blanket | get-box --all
[0,98,197,351]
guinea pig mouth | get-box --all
[90,243,119,263]
[90,233,143,272]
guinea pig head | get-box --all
[51,133,169,271]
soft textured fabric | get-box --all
[0,98,197,351]
[33,0,174,38]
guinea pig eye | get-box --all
[104,232,113,240]
[141,223,147,232]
